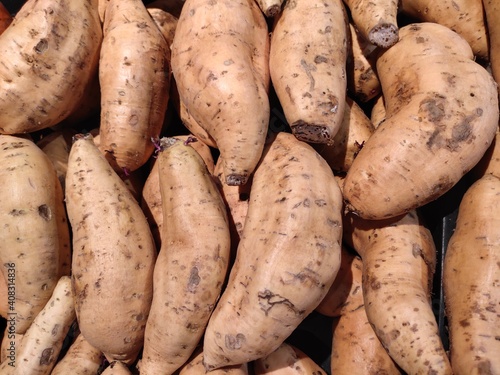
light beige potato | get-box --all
[343,22,499,220]
[0,0,102,134]
[171,0,270,186]
[0,135,70,334]
[65,134,157,365]
[443,173,500,374]
[51,333,103,375]
[202,132,343,370]
[270,0,348,144]
[139,138,230,375]
[0,276,76,375]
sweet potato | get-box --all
[253,342,326,375]
[346,23,381,102]
[51,333,103,375]
[171,0,270,186]
[0,0,102,134]
[65,134,156,365]
[343,22,499,220]
[179,348,249,375]
[443,173,500,374]
[101,361,132,375]
[146,2,180,50]
[312,97,375,173]
[202,132,343,370]
[344,209,452,374]
[98,0,171,173]
[400,0,489,60]
[139,137,231,375]
[269,0,348,144]
[369,94,386,129]
[317,249,401,374]
[0,276,76,375]
[141,135,215,248]
[342,0,399,48]
[0,135,70,334]
[483,0,500,88]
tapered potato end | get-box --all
[368,21,398,48]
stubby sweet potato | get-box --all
[343,22,499,220]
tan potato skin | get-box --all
[101,361,132,375]
[202,132,343,370]
[400,0,489,60]
[472,128,500,179]
[343,22,499,220]
[179,348,249,375]
[0,0,102,134]
[139,138,231,375]
[171,0,270,186]
[342,0,399,48]
[141,135,215,248]
[344,210,452,374]
[312,97,375,173]
[0,329,23,365]
[65,134,156,365]
[0,135,70,334]
[51,333,103,375]
[270,0,348,144]
[0,276,76,375]
[98,0,170,173]
[347,23,381,103]
[443,174,500,374]
[253,342,326,375]
[320,250,401,374]
[369,94,386,129]
[483,0,500,89]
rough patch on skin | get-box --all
[226,173,248,186]
[291,122,332,144]
[264,4,281,17]
[368,23,399,48]
[225,333,246,350]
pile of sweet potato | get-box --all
[0,0,499,374]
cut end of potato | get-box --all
[226,173,249,186]
[368,22,399,49]
[264,4,281,18]
[291,122,334,145]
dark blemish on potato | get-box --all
[38,204,51,221]
[39,347,54,365]
[476,361,493,374]
[314,55,328,64]
[34,38,48,54]
[137,21,148,29]
[415,36,425,43]
[315,199,327,207]
[419,97,445,123]
[412,243,423,258]
[51,324,59,336]
[9,209,26,216]
[225,333,246,350]
[301,59,316,92]
[370,276,381,290]
[258,289,305,316]
[459,319,470,327]
[135,313,144,321]
[187,266,201,293]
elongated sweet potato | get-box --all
[179,348,249,375]
[139,138,231,375]
[318,249,401,374]
[0,0,102,134]
[171,0,270,186]
[0,276,76,375]
[0,135,70,334]
[253,342,326,375]
[443,173,500,374]
[51,333,104,375]
[343,22,499,220]
[483,0,500,88]
[202,132,343,370]
[342,0,399,48]
[344,209,452,374]
[270,0,348,144]
[98,0,170,174]
[400,0,489,60]
[65,134,156,365]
